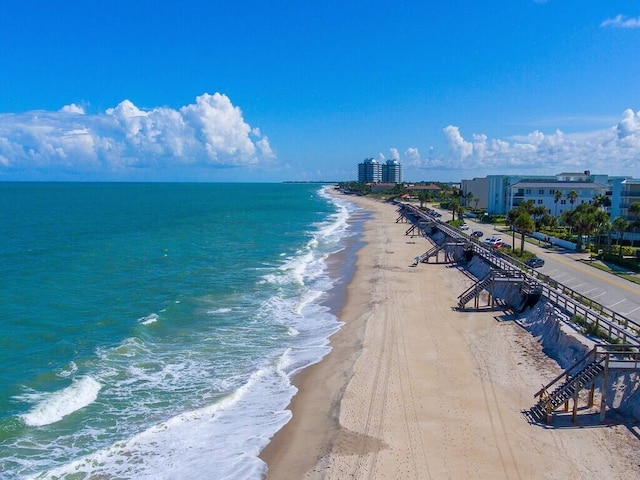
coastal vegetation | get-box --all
[570,314,623,344]
[338,181,640,273]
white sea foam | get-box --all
[58,361,78,378]
[207,307,232,314]
[21,376,101,427]
[32,362,295,480]
[138,313,158,325]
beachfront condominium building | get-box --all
[508,173,609,217]
[464,171,624,216]
[358,158,402,184]
[611,178,640,220]
[382,159,403,183]
[358,158,382,183]
[461,177,489,210]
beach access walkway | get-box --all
[396,202,640,428]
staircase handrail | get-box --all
[458,274,491,299]
[534,346,599,399]
[534,344,640,399]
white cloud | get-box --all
[600,15,640,29]
[404,147,421,166]
[443,125,473,159]
[420,109,640,177]
[0,92,274,180]
[59,103,85,114]
[389,147,400,161]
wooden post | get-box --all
[588,383,595,408]
[572,382,580,422]
[599,355,610,422]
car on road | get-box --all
[460,223,469,230]
[471,230,483,238]
[484,237,502,247]
[526,257,545,268]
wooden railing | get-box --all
[396,203,640,345]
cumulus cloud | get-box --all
[419,109,640,177]
[601,15,640,29]
[59,103,85,114]
[404,147,421,166]
[0,93,274,180]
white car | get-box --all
[484,237,502,247]
[460,223,469,230]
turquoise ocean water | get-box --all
[0,183,363,479]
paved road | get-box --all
[426,204,640,323]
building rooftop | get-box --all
[510,181,609,189]
[407,184,441,190]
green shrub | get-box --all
[601,253,640,273]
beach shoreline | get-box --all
[261,193,639,479]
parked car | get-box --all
[471,230,483,238]
[484,237,502,247]
[526,257,545,268]
[492,241,503,249]
[460,223,469,230]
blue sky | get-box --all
[0,1,639,182]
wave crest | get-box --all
[21,376,102,427]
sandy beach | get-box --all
[261,193,639,479]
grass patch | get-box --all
[579,259,640,285]
[620,274,640,285]
[570,314,622,344]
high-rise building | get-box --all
[382,159,402,183]
[358,158,382,183]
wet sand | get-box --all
[261,193,639,479]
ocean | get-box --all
[0,182,365,479]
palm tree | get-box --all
[520,199,535,214]
[593,210,610,254]
[628,201,640,248]
[506,208,519,247]
[568,190,578,210]
[417,192,427,209]
[612,216,629,256]
[592,194,611,211]
[554,190,563,217]
[570,204,597,251]
[532,205,547,230]
[514,209,535,254]
[473,196,480,211]
[466,191,474,208]
[449,199,460,221]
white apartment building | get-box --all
[508,178,609,216]
[463,171,632,216]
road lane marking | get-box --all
[609,299,626,307]
[625,306,640,315]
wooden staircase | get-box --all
[457,269,525,309]
[529,359,604,422]
[529,344,640,424]
[458,275,493,308]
